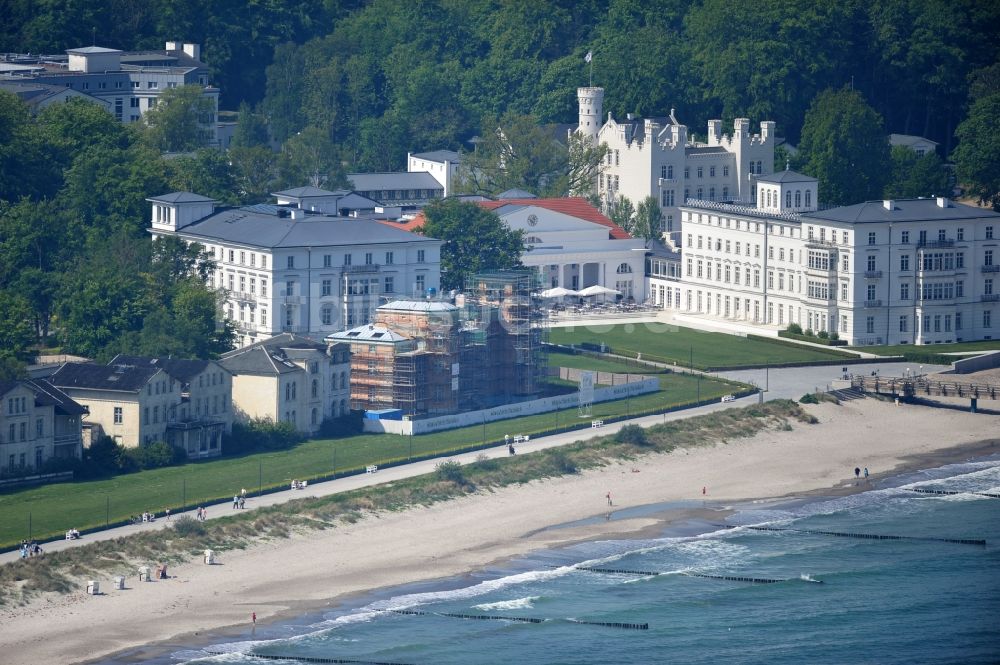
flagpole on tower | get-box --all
[585,50,593,86]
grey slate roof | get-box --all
[348,172,443,191]
[272,186,343,199]
[327,325,410,343]
[645,238,681,261]
[498,189,537,200]
[803,199,1000,225]
[176,208,439,248]
[24,378,88,415]
[0,379,87,414]
[410,150,461,163]
[685,146,729,154]
[757,169,816,184]
[50,362,158,393]
[378,300,457,313]
[147,192,217,204]
[890,133,937,148]
[220,333,326,376]
[67,46,121,54]
[109,355,215,384]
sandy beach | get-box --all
[1,398,997,665]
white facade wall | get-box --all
[677,197,1000,346]
[0,385,54,473]
[583,87,775,240]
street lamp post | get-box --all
[182,478,186,512]
[258,460,262,497]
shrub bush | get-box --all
[225,418,303,454]
[829,331,839,341]
[817,330,829,340]
[172,515,205,537]
[786,323,803,335]
[548,449,578,474]
[799,393,820,404]
[804,329,815,337]
[435,460,471,487]
[318,410,364,438]
[615,423,649,446]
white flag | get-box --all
[584,51,592,63]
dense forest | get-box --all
[1,0,999,373]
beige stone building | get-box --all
[0,379,85,475]
[219,333,352,434]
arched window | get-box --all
[696,187,703,199]
[795,190,801,207]
[709,187,715,200]
[766,190,772,207]
[311,408,318,425]
[340,372,347,389]
[284,383,291,401]
[805,190,812,207]
[311,379,318,398]
[785,191,792,207]
[291,382,297,400]
[617,263,633,274]
[526,236,542,244]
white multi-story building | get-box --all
[407,150,461,197]
[148,191,442,348]
[676,169,1000,345]
[0,42,218,143]
[576,86,775,241]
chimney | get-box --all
[182,43,201,61]
[936,196,949,208]
[883,200,894,210]
[165,41,180,51]
[707,119,722,144]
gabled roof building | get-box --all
[148,189,443,348]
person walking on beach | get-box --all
[508,442,515,456]
[233,494,239,509]
[854,467,861,479]
[165,508,171,520]
[863,467,869,481]
[252,612,256,625]
[239,496,245,509]
[606,491,613,506]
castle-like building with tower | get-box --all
[576,87,776,246]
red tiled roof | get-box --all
[381,197,631,239]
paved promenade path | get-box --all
[0,359,939,566]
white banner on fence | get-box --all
[363,377,659,435]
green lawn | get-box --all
[545,352,662,375]
[550,323,854,369]
[851,340,1000,356]
[0,373,742,549]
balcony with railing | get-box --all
[229,290,258,302]
[917,238,955,248]
[343,263,381,274]
[53,433,81,447]
[982,264,1000,273]
[864,270,883,279]
[982,294,1000,302]
[864,299,882,308]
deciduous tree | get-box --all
[797,88,890,206]
[418,199,524,291]
[952,94,1000,210]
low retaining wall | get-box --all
[364,378,661,435]
[951,350,1000,374]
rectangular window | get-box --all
[899,315,908,332]
[900,255,910,271]
[900,283,909,300]
[287,256,295,268]
[956,312,963,330]
[321,279,332,296]
[867,255,876,271]
[987,226,994,240]
[114,407,123,424]
[984,311,992,329]
[868,232,876,246]
[323,254,332,268]
[365,252,373,265]
[415,274,426,293]
[385,251,394,265]
[901,231,909,244]
[417,250,426,263]
[384,276,394,293]
[866,316,875,334]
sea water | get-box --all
[155,459,1000,664]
